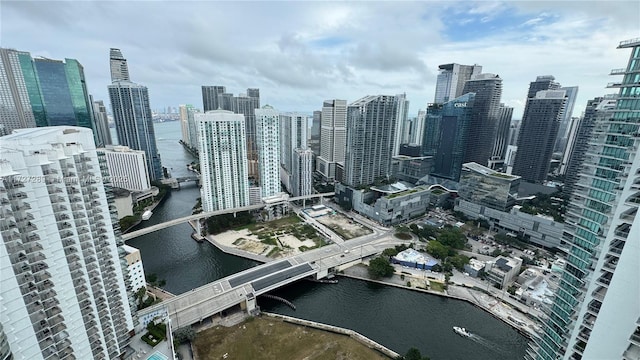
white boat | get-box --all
[453,326,471,337]
[141,210,153,221]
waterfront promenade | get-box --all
[341,264,538,339]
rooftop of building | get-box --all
[462,162,520,181]
[467,258,485,271]
[394,248,439,266]
[122,244,141,255]
[491,256,522,273]
[370,181,413,194]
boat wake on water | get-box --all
[467,333,510,355]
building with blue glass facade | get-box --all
[527,38,640,360]
[108,80,163,181]
[422,93,475,181]
[0,48,96,133]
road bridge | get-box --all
[137,232,396,329]
[121,192,335,240]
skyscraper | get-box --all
[196,110,249,211]
[201,86,260,178]
[0,48,38,132]
[488,103,514,169]
[411,109,426,145]
[109,48,130,82]
[554,86,579,155]
[255,105,281,198]
[527,75,560,98]
[393,93,410,156]
[91,97,112,147]
[279,113,307,193]
[292,148,314,197]
[0,127,135,359]
[1,48,96,132]
[434,63,482,103]
[179,104,190,145]
[344,95,399,187]
[309,110,322,155]
[461,73,503,167]
[317,99,347,180]
[512,89,567,183]
[108,80,163,181]
[562,97,616,197]
[108,49,162,180]
[527,38,640,360]
[422,93,476,181]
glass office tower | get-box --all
[527,38,640,360]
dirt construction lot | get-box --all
[193,317,389,360]
[316,213,373,240]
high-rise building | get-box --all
[527,75,560,98]
[292,148,314,197]
[513,89,567,183]
[201,86,226,111]
[91,97,112,147]
[488,103,514,170]
[201,86,260,178]
[562,97,617,197]
[1,48,96,133]
[411,109,426,145]
[98,145,151,191]
[255,105,281,198]
[0,126,135,359]
[0,48,38,132]
[461,73,503,167]
[309,110,322,155]
[108,80,163,181]
[393,93,410,156]
[434,63,482,103]
[317,99,347,180]
[422,93,476,181]
[33,58,93,129]
[344,95,399,187]
[554,86,579,155]
[279,113,307,193]
[179,104,200,151]
[179,104,190,145]
[122,245,146,294]
[109,48,130,82]
[527,39,640,360]
[196,110,249,211]
[458,162,521,212]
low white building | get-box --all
[464,258,489,277]
[486,256,522,289]
[98,145,151,191]
[122,244,146,293]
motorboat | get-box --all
[142,210,153,221]
[453,326,471,337]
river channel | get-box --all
[117,121,528,359]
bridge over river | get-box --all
[122,192,334,240]
[137,231,396,329]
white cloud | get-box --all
[1,0,638,118]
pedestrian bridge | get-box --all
[136,239,382,329]
[121,192,334,240]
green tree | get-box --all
[438,228,467,249]
[173,327,196,343]
[382,248,399,257]
[449,254,470,271]
[368,257,394,279]
[426,240,449,260]
[404,347,430,360]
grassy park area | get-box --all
[193,317,389,360]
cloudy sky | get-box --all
[3,1,639,118]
